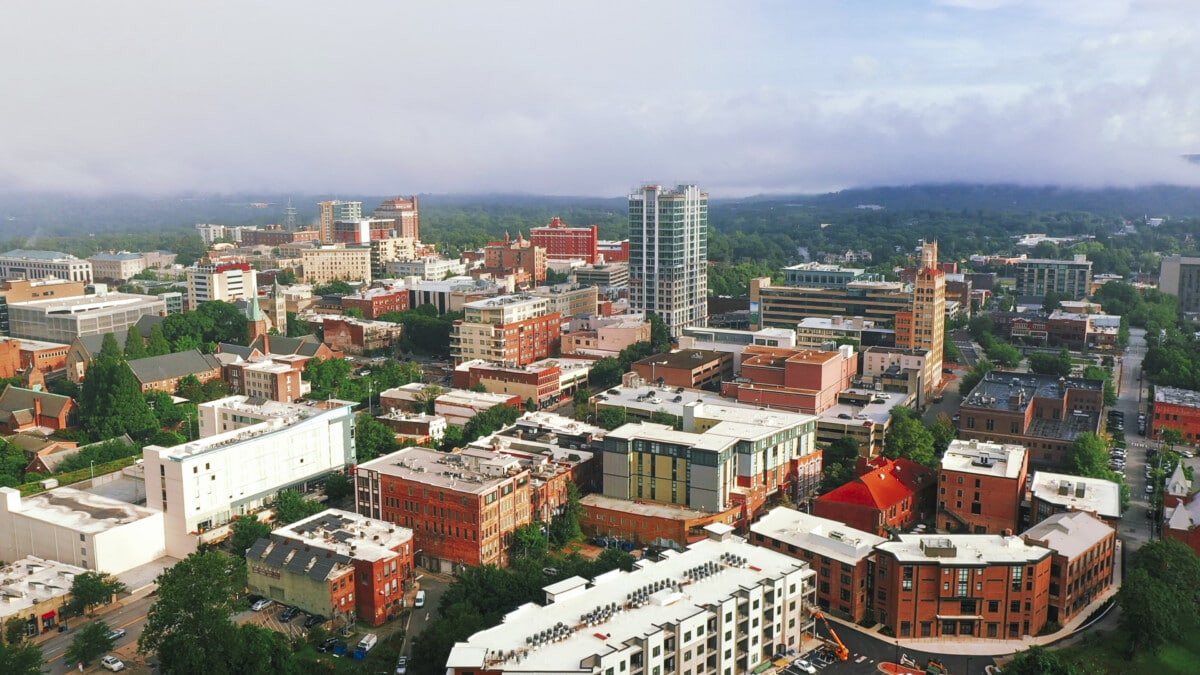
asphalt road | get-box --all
[41,593,157,674]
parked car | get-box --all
[250,598,273,611]
[304,614,327,629]
[396,655,409,675]
[100,656,125,672]
[415,590,426,608]
[106,628,127,641]
[318,637,340,653]
[792,658,818,674]
[280,606,302,622]
[1145,484,1155,494]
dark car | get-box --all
[317,637,340,653]
[304,614,327,629]
[280,606,302,622]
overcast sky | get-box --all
[2,0,1198,197]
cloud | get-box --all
[0,1,1197,197]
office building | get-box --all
[373,196,420,240]
[453,358,592,408]
[317,200,363,244]
[561,314,650,358]
[340,284,410,319]
[750,507,886,623]
[221,357,308,403]
[721,345,858,414]
[632,349,733,390]
[570,262,630,290]
[751,272,913,330]
[386,257,467,281]
[451,294,561,366]
[0,278,88,336]
[1021,511,1116,625]
[937,440,1029,535]
[445,524,816,675]
[434,389,522,427]
[1159,254,1200,316]
[247,509,415,627]
[88,252,148,282]
[598,239,630,263]
[0,487,165,574]
[1013,256,1093,301]
[894,241,945,385]
[1150,385,1200,443]
[529,217,600,263]
[7,292,166,344]
[187,260,257,306]
[331,218,406,244]
[355,446,533,572]
[482,232,547,284]
[0,250,92,283]
[530,283,598,319]
[629,185,708,336]
[143,396,356,557]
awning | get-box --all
[934,614,981,620]
[40,611,56,620]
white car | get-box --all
[101,655,125,672]
[1145,484,1155,494]
[792,658,817,674]
[250,598,273,611]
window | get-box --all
[902,566,913,591]
[1011,565,1023,591]
[921,622,932,637]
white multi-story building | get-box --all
[0,250,92,283]
[187,260,258,306]
[385,257,468,281]
[143,395,356,557]
[0,487,165,574]
[7,291,166,343]
[629,185,708,337]
[88,252,149,282]
[446,523,816,675]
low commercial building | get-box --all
[873,534,1053,640]
[0,487,165,574]
[7,292,166,344]
[795,316,892,349]
[0,556,87,635]
[937,439,1029,535]
[435,389,522,427]
[248,509,415,627]
[750,507,886,622]
[340,284,410,319]
[316,316,403,355]
[1151,385,1200,444]
[445,524,817,675]
[127,349,223,393]
[355,446,532,573]
[814,389,910,458]
[676,327,799,375]
[1021,511,1116,625]
[561,314,649,359]
[143,396,356,557]
[632,349,733,390]
[13,338,71,374]
[1027,472,1122,526]
[386,257,467,281]
[453,359,593,408]
[376,411,447,445]
[722,345,858,414]
[860,346,936,403]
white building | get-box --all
[677,326,798,374]
[445,524,816,675]
[795,316,878,349]
[187,260,258,306]
[0,487,165,574]
[1028,471,1122,522]
[385,257,468,281]
[7,292,166,343]
[0,250,93,283]
[435,389,520,427]
[143,395,356,557]
[88,252,148,282]
[0,556,88,630]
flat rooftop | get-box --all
[1155,385,1200,408]
[438,390,520,407]
[580,494,711,520]
[635,349,727,370]
[9,292,161,312]
[357,446,525,495]
[447,532,814,672]
[1022,511,1114,560]
[962,371,1104,413]
[0,556,85,619]
[941,439,1027,480]
[275,508,413,563]
[751,507,886,566]
[876,534,1051,566]
[463,293,544,309]
[817,389,910,427]
[1029,471,1122,519]
[684,401,817,430]
[7,486,160,534]
[595,383,750,418]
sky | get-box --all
[1,0,1199,197]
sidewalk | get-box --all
[825,550,1123,658]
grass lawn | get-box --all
[1055,620,1200,674]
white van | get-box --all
[414,590,426,608]
[357,633,378,653]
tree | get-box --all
[0,640,44,675]
[67,572,127,616]
[274,490,324,525]
[324,472,354,502]
[356,413,398,462]
[647,312,671,352]
[78,354,159,442]
[285,312,312,337]
[343,306,365,319]
[1028,349,1072,377]
[1002,645,1078,675]
[4,616,26,645]
[549,482,584,546]
[98,332,123,361]
[1041,290,1064,312]
[883,407,937,466]
[1080,365,1117,407]
[1161,427,1185,450]
[1118,538,1200,654]
[821,435,861,492]
[462,404,520,444]
[123,324,147,360]
[1064,433,1109,477]
[649,410,680,430]
[590,357,624,389]
[139,551,243,675]
[512,522,550,560]
[596,407,627,430]
[929,414,957,456]
[230,517,272,558]
[440,424,464,451]
[65,620,115,667]
[525,397,537,413]
[958,359,994,396]
[313,280,355,296]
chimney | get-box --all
[33,395,42,421]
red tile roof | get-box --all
[818,457,930,510]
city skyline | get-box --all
[2,1,1199,197]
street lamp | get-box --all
[89,461,94,481]
[650,360,668,386]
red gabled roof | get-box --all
[818,458,926,511]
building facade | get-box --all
[301,246,372,285]
[451,294,561,366]
[373,196,420,240]
[629,185,708,337]
[529,217,600,263]
[1013,256,1093,300]
[632,349,734,390]
[1020,511,1116,625]
[7,292,166,345]
[894,241,945,389]
[812,457,936,537]
[317,200,363,244]
[1151,386,1200,444]
[0,250,92,283]
[1159,254,1200,316]
[937,440,1029,535]
[481,232,547,284]
[88,252,148,282]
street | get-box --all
[39,593,156,674]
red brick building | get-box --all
[632,349,733,390]
[341,286,410,319]
[0,340,19,379]
[873,534,1052,640]
[529,217,600,263]
[241,226,321,247]
[355,446,532,574]
[721,345,858,414]
[374,196,420,240]
[598,239,630,263]
[15,339,70,375]
[580,493,740,550]
[127,350,224,394]
[482,232,547,284]
[750,507,886,622]
[0,385,76,433]
[956,371,1104,468]
[1151,386,1200,444]
[937,439,1029,534]
[222,359,307,403]
[1022,511,1116,625]
[452,360,563,407]
[812,456,936,537]
[317,316,404,356]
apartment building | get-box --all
[570,262,630,290]
[750,507,885,623]
[629,185,708,337]
[221,357,308,402]
[1013,256,1093,301]
[186,260,257,306]
[561,314,650,358]
[530,283,598,319]
[0,250,92,283]
[1151,385,1200,443]
[354,446,533,573]
[143,396,356,557]
[873,534,1052,640]
[1021,511,1116,625]
[1027,472,1122,526]
[317,201,363,244]
[446,524,816,675]
[451,294,561,366]
[529,217,600,263]
[373,196,420,240]
[937,439,1029,535]
[368,238,419,280]
[301,246,372,285]
[385,257,468,281]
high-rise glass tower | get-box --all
[628,184,708,336]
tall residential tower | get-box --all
[629,184,708,336]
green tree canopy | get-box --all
[230,517,272,558]
[883,407,937,466]
[356,413,398,462]
[273,490,324,525]
[1118,538,1200,654]
[324,472,354,502]
[590,357,624,390]
[1002,645,1078,675]
[462,404,520,444]
[139,551,244,674]
[123,324,147,359]
[67,572,127,616]
[1028,349,1072,377]
[596,407,627,430]
[78,355,159,442]
[1064,433,1109,477]
[65,620,115,666]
